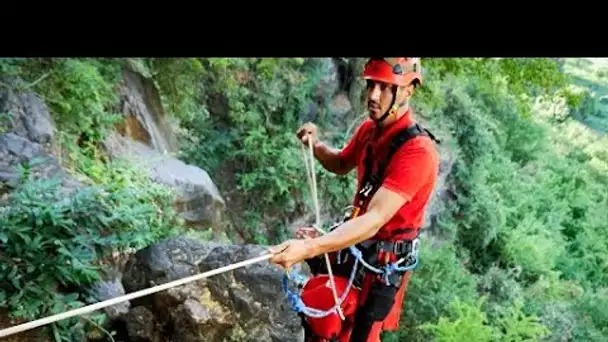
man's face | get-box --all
[366,80,395,120]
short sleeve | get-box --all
[381,139,439,202]
[338,121,370,168]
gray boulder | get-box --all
[0,89,54,144]
[103,132,226,230]
[103,66,226,232]
[0,133,60,188]
[121,237,303,342]
[85,276,130,321]
[0,89,79,193]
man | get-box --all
[269,57,440,342]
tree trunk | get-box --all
[347,58,367,119]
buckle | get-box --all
[375,241,386,253]
[393,241,406,255]
[412,238,420,256]
[359,182,374,198]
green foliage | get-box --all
[572,289,608,339]
[420,298,494,342]
[477,266,525,322]
[146,58,206,123]
[45,59,122,140]
[3,56,608,342]
[419,297,548,342]
[383,241,478,342]
[151,58,353,244]
[1,58,124,144]
[0,158,182,340]
[395,58,608,340]
[491,299,550,342]
[423,58,568,118]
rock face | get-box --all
[328,92,352,117]
[421,126,458,235]
[86,276,130,320]
[0,89,61,341]
[0,89,79,193]
[316,58,340,102]
[119,236,303,342]
[103,132,226,230]
[116,66,179,155]
[104,66,227,231]
[0,89,54,144]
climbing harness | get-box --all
[282,122,440,340]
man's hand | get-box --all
[296,122,318,147]
[268,239,318,269]
[296,122,354,175]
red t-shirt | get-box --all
[338,110,439,241]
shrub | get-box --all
[0,158,182,340]
[418,297,548,342]
[383,241,479,342]
[419,297,494,342]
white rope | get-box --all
[300,134,344,320]
[0,253,273,339]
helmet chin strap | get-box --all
[372,86,407,125]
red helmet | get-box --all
[300,274,360,340]
[362,57,423,87]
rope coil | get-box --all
[300,134,344,320]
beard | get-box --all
[367,101,382,119]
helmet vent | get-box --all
[392,64,403,75]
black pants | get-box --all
[349,281,399,342]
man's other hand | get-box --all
[268,239,316,269]
[296,122,318,147]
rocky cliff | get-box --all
[104,66,227,234]
[0,88,80,195]
[0,66,307,342]
[112,237,303,342]
[0,59,455,342]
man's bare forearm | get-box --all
[313,142,351,175]
[309,211,383,257]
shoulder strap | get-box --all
[358,123,439,206]
[376,123,439,182]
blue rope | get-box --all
[282,257,360,318]
[390,257,419,273]
[348,245,384,274]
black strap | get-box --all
[358,239,415,256]
[356,123,439,207]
